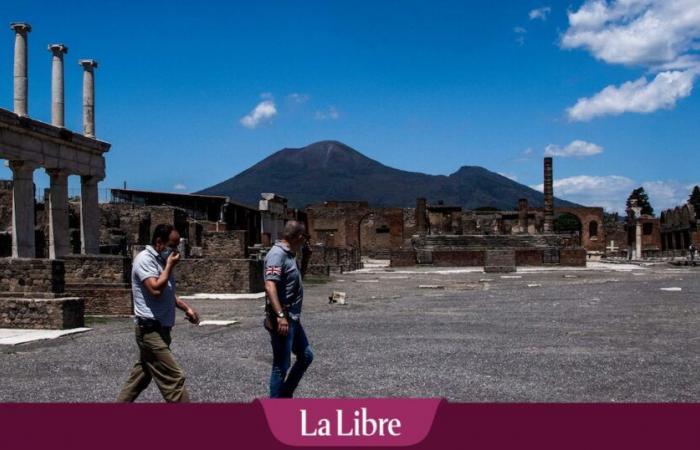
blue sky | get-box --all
[1,0,699,212]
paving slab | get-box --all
[0,328,91,346]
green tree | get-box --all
[688,186,700,209]
[626,187,654,217]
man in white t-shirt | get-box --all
[117,224,199,402]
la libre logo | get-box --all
[300,407,402,437]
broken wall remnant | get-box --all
[0,297,84,329]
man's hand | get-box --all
[185,307,200,325]
[277,316,289,336]
[167,251,181,267]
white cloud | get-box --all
[288,93,309,104]
[544,140,604,157]
[514,26,527,46]
[562,0,700,120]
[531,175,700,213]
[529,6,551,21]
[314,106,340,120]
[567,70,697,121]
[173,183,187,191]
[240,98,277,129]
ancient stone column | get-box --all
[79,59,98,138]
[9,161,37,257]
[80,175,101,254]
[46,169,70,259]
[518,198,529,234]
[543,157,554,233]
[10,22,31,117]
[48,44,68,127]
[416,198,427,235]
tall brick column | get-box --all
[416,198,427,235]
[543,157,554,233]
[518,198,529,234]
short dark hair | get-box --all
[151,224,175,245]
[283,220,306,240]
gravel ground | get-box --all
[0,263,698,402]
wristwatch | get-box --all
[276,311,285,319]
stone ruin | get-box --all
[306,157,598,272]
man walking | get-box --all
[117,224,200,403]
[264,220,314,398]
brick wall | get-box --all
[515,249,544,266]
[431,250,485,266]
[0,258,65,293]
[559,248,587,266]
[390,250,416,267]
[484,249,516,273]
[176,259,264,294]
[0,297,84,329]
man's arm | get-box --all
[176,296,200,324]
[265,280,288,336]
[142,252,180,297]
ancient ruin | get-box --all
[306,157,597,271]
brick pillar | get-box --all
[543,157,554,233]
[416,198,427,235]
[518,198,529,234]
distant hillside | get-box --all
[197,140,580,209]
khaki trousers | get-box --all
[117,325,190,402]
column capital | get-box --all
[46,168,71,179]
[48,43,68,56]
[10,22,31,34]
[81,174,104,185]
[79,59,98,70]
[8,160,38,174]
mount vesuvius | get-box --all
[196,140,578,209]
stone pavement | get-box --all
[0,262,697,402]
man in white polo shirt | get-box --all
[117,224,200,403]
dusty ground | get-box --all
[0,262,698,402]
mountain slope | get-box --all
[197,140,580,209]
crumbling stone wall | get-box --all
[0,297,84,329]
[307,245,359,274]
[201,230,247,258]
[62,255,130,284]
[175,259,263,294]
[0,258,65,293]
[0,180,13,232]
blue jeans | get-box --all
[268,319,314,398]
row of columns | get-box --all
[8,22,102,258]
[11,22,98,136]
[10,164,102,258]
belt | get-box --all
[135,316,171,331]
